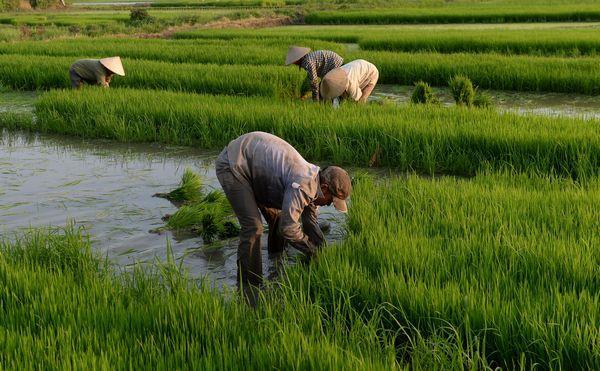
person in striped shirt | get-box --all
[285,46,343,101]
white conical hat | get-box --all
[100,56,125,76]
[320,68,348,100]
[285,46,311,65]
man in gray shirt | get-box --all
[216,132,352,286]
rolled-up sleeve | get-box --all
[279,187,317,257]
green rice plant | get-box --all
[154,168,203,203]
[2,171,598,368]
[155,170,239,243]
[0,37,345,66]
[305,4,600,24]
[173,26,361,43]
[350,50,600,94]
[295,172,600,369]
[449,75,475,106]
[473,91,494,108]
[410,81,438,104]
[33,88,600,180]
[0,225,398,368]
[164,190,239,244]
[0,54,305,98]
[359,28,600,57]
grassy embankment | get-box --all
[29,88,600,180]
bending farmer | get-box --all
[69,57,125,89]
[216,132,352,286]
[320,59,379,104]
[285,46,343,101]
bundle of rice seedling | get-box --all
[153,168,203,203]
[157,171,239,244]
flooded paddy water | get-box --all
[372,84,600,120]
[0,130,346,288]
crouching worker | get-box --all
[69,57,125,89]
[320,59,379,104]
[216,131,352,286]
[285,46,343,101]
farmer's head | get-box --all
[314,166,352,213]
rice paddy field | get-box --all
[0,0,599,368]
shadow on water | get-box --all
[0,129,347,289]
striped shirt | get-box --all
[300,50,343,101]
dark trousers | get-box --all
[216,150,286,286]
[69,68,83,89]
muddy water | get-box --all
[372,84,600,120]
[0,130,346,288]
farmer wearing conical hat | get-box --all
[320,59,379,104]
[216,131,352,286]
[69,57,125,89]
[285,46,343,101]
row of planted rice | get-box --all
[4,35,600,94]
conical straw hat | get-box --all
[320,68,348,100]
[100,56,125,76]
[285,46,311,65]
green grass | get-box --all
[0,224,397,368]
[305,4,600,24]
[0,54,305,98]
[359,28,600,56]
[31,88,600,180]
[307,172,599,369]
[357,50,600,94]
[2,171,598,368]
[0,8,253,27]
[0,37,345,66]
[5,46,600,95]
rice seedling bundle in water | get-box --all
[155,170,239,244]
[449,75,475,106]
[410,81,438,104]
[153,168,203,203]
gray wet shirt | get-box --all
[70,59,110,87]
[225,131,324,255]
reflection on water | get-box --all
[0,130,346,288]
[372,84,600,120]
